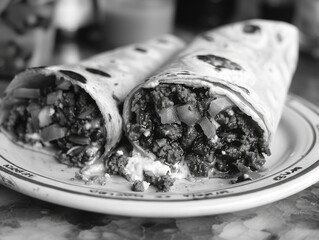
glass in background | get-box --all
[98,0,177,49]
[294,0,319,59]
[0,0,56,79]
[52,0,99,64]
[54,0,95,34]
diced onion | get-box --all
[68,135,90,145]
[208,97,233,118]
[155,138,167,148]
[66,146,85,156]
[198,117,216,139]
[212,119,220,129]
[84,122,92,130]
[27,102,41,129]
[78,105,95,119]
[13,88,40,99]
[176,104,201,126]
[158,106,180,124]
[90,118,101,128]
[38,106,54,127]
[46,90,63,105]
[40,124,67,142]
[143,130,151,137]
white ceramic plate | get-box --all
[1,95,319,218]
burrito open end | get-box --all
[0,35,185,168]
[120,20,299,191]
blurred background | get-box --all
[0,0,318,80]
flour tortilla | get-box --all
[0,34,185,162]
[123,20,299,155]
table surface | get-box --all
[1,34,319,240]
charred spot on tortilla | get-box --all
[243,24,261,34]
[201,34,214,42]
[27,66,48,70]
[197,55,242,71]
[276,33,283,42]
[157,38,168,44]
[114,83,118,86]
[135,47,147,53]
[177,71,191,76]
[85,67,111,78]
[59,70,87,84]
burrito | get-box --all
[121,20,299,191]
[0,34,185,168]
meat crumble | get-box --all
[127,84,270,178]
[2,78,106,167]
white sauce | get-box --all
[125,151,190,181]
[141,181,150,191]
[25,132,41,140]
[80,161,106,176]
[170,160,191,179]
[76,150,191,187]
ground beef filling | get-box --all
[3,81,106,167]
[128,84,270,177]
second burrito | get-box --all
[122,20,299,183]
[0,35,185,168]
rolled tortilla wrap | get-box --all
[0,34,185,167]
[123,20,299,179]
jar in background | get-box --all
[294,0,319,59]
[175,0,236,31]
[259,0,295,23]
[0,0,56,78]
[98,0,176,49]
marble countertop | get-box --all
[2,183,319,240]
[0,42,319,240]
